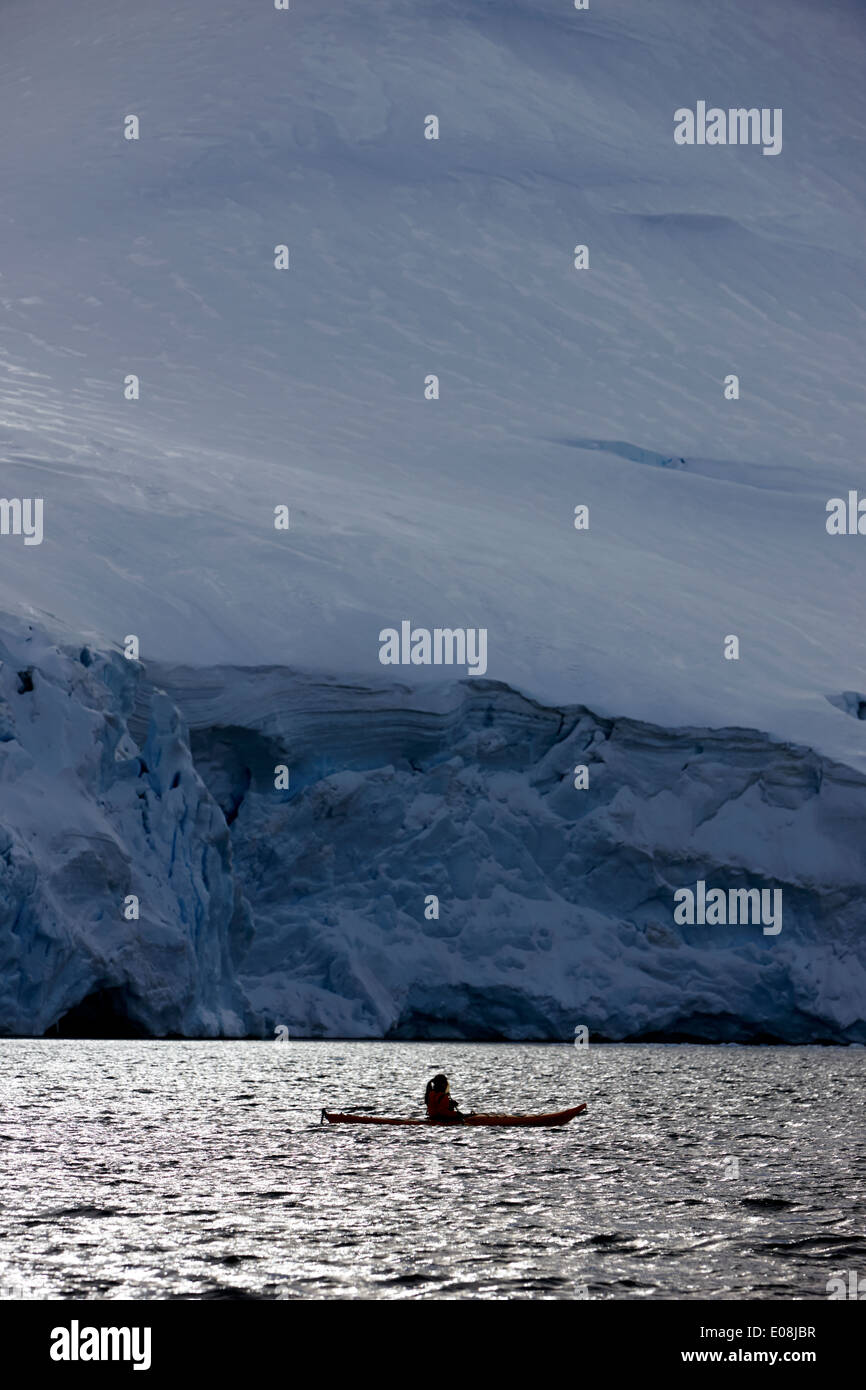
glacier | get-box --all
[2,622,864,1042]
[142,662,866,1043]
[0,0,865,1038]
[0,620,249,1036]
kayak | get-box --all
[320,1103,586,1128]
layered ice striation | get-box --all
[0,621,250,1036]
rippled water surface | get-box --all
[0,1041,863,1300]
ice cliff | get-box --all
[1,628,864,1041]
[160,665,864,1043]
[0,621,249,1036]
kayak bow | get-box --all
[320,1103,587,1128]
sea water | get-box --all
[0,1040,862,1301]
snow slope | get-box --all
[0,0,865,764]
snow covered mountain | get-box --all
[1,0,865,1038]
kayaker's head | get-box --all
[424,1073,449,1103]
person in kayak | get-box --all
[424,1073,465,1123]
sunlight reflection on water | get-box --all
[0,1040,863,1300]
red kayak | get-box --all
[321,1103,586,1128]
